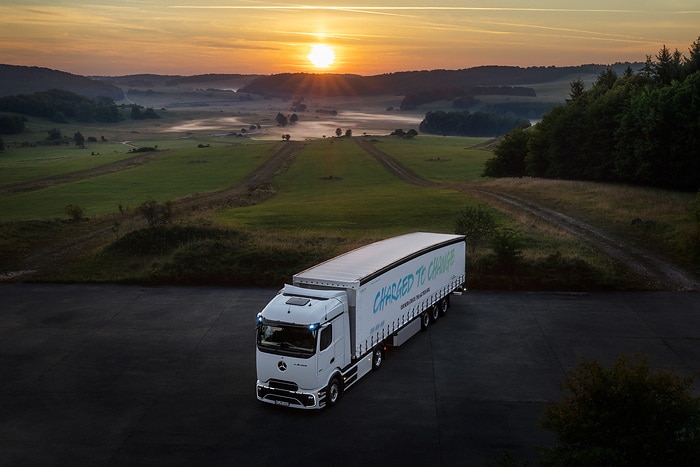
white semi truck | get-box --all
[255,232,466,409]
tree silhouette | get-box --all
[73,131,85,148]
[275,112,288,127]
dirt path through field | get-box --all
[354,138,699,291]
[0,149,159,195]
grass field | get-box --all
[1,94,697,289]
[364,136,492,183]
[0,144,131,187]
[478,178,699,269]
[215,138,479,238]
[0,141,272,220]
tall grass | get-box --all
[478,178,698,268]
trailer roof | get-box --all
[293,232,464,288]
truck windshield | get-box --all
[257,322,316,358]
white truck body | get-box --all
[256,232,466,409]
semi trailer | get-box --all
[255,232,466,409]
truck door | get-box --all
[332,316,346,368]
[317,324,335,381]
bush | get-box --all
[103,225,240,256]
[138,199,172,227]
[454,204,497,252]
[64,204,84,222]
[149,237,331,286]
[465,252,615,291]
[491,227,524,265]
[540,354,700,466]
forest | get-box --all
[0,89,122,124]
[483,38,700,192]
[419,110,531,137]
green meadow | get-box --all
[0,141,272,220]
[0,125,694,290]
[215,138,479,237]
[364,136,492,183]
[0,144,130,187]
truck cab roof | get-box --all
[259,284,346,326]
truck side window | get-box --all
[320,325,332,351]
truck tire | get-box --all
[372,345,384,370]
[420,311,430,331]
[438,297,449,317]
[430,304,440,323]
[326,377,342,407]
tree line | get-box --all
[0,114,27,134]
[0,89,165,134]
[419,110,531,137]
[483,38,700,191]
[0,89,122,124]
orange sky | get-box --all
[1,1,698,76]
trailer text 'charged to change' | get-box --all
[372,248,456,314]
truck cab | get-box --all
[256,285,350,408]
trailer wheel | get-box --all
[438,297,449,317]
[420,311,430,331]
[372,345,384,370]
[430,304,440,323]
[326,377,342,407]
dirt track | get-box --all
[353,138,699,291]
[0,150,160,196]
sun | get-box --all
[307,44,335,69]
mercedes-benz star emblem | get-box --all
[278,361,287,371]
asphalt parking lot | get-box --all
[0,284,698,466]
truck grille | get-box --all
[268,379,299,392]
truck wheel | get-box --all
[430,304,440,323]
[438,297,449,317]
[327,377,342,407]
[420,311,430,331]
[372,345,384,370]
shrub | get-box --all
[490,227,524,265]
[64,204,84,222]
[150,237,330,286]
[103,225,239,256]
[688,190,700,264]
[138,199,172,227]
[540,354,700,466]
[454,204,497,252]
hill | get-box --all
[0,64,124,101]
[1,63,642,105]
[238,63,642,98]
[97,73,260,89]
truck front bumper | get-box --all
[256,382,322,409]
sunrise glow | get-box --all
[0,1,698,76]
[307,44,336,69]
